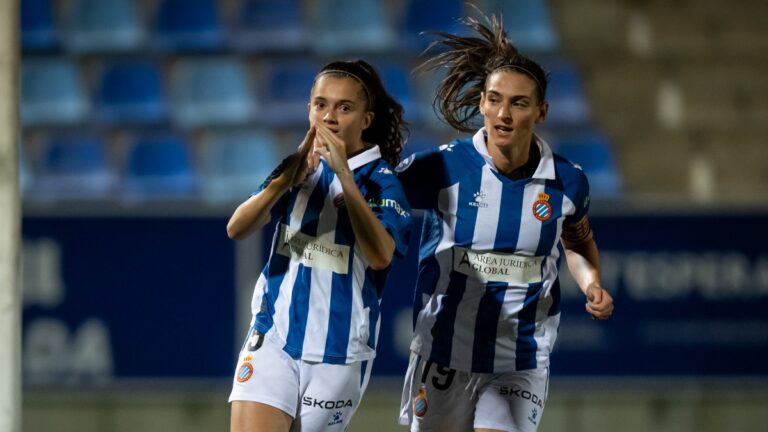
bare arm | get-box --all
[562,217,614,319]
[314,126,395,270]
[226,128,316,240]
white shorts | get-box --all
[229,328,373,432]
[399,352,549,432]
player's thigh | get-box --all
[231,401,292,432]
[293,359,372,432]
[229,329,301,420]
[399,353,475,432]
[475,367,549,432]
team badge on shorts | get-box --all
[532,192,552,222]
[236,362,254,383]
[413,387,428,417]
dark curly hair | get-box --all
[415,11,549,133]
[314,60,408,166]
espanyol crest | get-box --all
[532,192,552,222]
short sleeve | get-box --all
[563,167,591,226]
[367,167,413,258]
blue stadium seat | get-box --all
[21,0,59,51]
[171,58,257,127]
[310,0,395,54]
[21,58,89,126]
[551,131,622,198]
[259,60,319,127]
[478,0,559,54]
[401,0,466,52]
[19,140,32,196]
[232,0,307,52]
[153,0,225,51]
[96,60,169,124]
[377,62,419,123]
[122,133,197,198]
[33,134,114,200]
[544,61,592,127]
[412,66,453,130]
[199,129,280,203]
[65,0,146,52]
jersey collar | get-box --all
[347,143,382,171]
[472,127,556,180]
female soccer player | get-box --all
[226,60,412,432]
[396,13,614,432]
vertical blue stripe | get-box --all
[323,271,352,363]
[430,272,467,363]
[515,181,565,370]
[324,242,354,363]
[324,182,355,360]
[430,178,479,365]
[413,212,443,327]
[284,266,312,358]
[255,198,297,334]
[359,360,369,387]
[536,181,563,257]
[514,282,542,370]
[495,181,524,252]
[284,165,332,358]
[300,167,333,236]
[361,273,381,349]
[471,282,507,372]
[549,243,564,316]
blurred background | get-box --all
[15,0,768,431]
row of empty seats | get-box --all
[21,0,623,202]
[20,128,621,202]
[21,56,592,129]
[22,0,560,55]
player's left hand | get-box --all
[314,124,352,176]
[585,284,613,320]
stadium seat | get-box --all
[199,129,280,203]
[18,140,32,196]
[21,58,89,126]
[478,0,559,54]
[232,0,307,52]
[259,60,319,127]
[309,0,396,54]
[551,131,622,198]
[95,60,169,124]
[21,0,59,51]
[377,62,419,123]
[33,134,114,200]
[170,58,257,128]
[401,0,466,52]
[544,60,592,127]
[65,0,146,53]
[122,133,197,198]
[153,0,225,51]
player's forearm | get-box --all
[226,181,287,240]
[337,170,395,270]
[564,237,602,295]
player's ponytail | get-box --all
[416,10,549,133]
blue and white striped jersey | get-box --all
[251,145,412,364]
[395,128,590,373]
